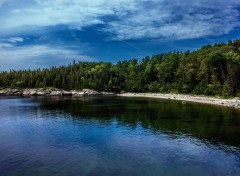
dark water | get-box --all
[0,97,240,176]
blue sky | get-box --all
[0,0,240,71]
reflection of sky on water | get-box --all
[0,97,239,176]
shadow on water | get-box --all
[35,96,240,150]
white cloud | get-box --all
[105,0,240,40]
[0,0,240,40]
[0,45,94,71]
[0,42,14,48]
[0,37,24,48]
[1,0,136,30]
[0,37,24,43]
[7,37,24,43]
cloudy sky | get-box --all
[0,0,240,70]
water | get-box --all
[0,97,240,176]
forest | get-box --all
[0,39,240,97]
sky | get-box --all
[0,0,240,71]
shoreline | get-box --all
[0,88,240,109]
[117,93,240,109]
[0,88,115,97]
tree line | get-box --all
[1,39,240,97]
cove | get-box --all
[0,97,239,176]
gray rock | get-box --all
[72,92,85,97]
[0,89,7,95]
[82,89,100,96]
[50,91,62,96]
[22,89,38,96]
[29,89,37,96]
[72,89,100,97]
[62,90,72,96]
[36,89,52,96]
[100,92,116,96]
[0,88,116,98]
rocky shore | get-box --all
[1,88,240,109]
[0,88,115,97]
[117,93,240,109]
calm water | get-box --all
[0,97,240,176]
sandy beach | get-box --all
[117,93,240,109]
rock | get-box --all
[50,91,62,96]
[22,89,29,96]
[36,89,52,96]
[71,90,78,96]
[0,88,22,95]
[82,89,100,96]
[13,90,22,95]
[22,89,38,96]
[72,89,100,97]
[72,91,85,97]
[235,102,240,108]
[23,89,36,96]
[12,89,21,94]
[62,90,72,96]
[4,89,11,95]
[100,92,116,96]
[36,91,45,96]
[0,89,7,95]
[43,90,51,94]
[0,88,116,98]
[29,89,37,96]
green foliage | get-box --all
[0,40,240,96]
[148,81,161,92]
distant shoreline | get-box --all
[0,88,240,109]
[117,93,240,109]
[0,88,115,97]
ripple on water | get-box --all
[0,97,239,176]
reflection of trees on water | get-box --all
[36,97,240,150]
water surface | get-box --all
[0,97,240,176]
